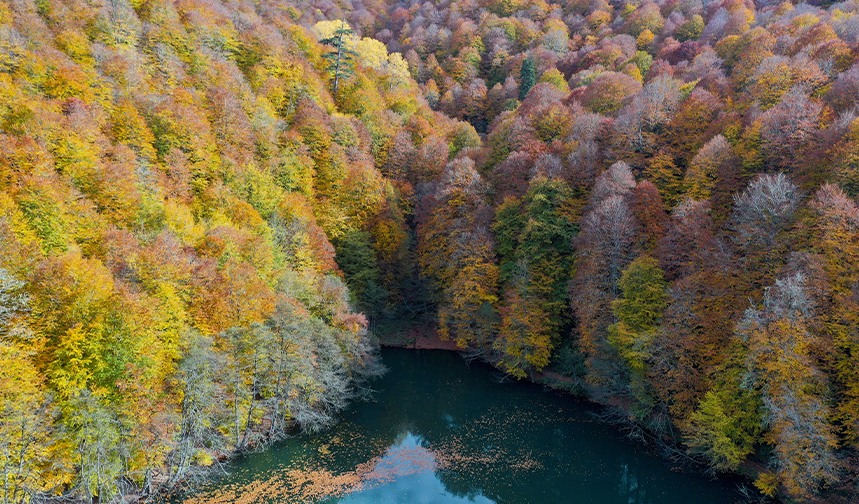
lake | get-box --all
[178,348,742,504]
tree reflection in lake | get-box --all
[178,348,740,504]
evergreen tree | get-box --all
[320,24,359,96]
[519,58,535,101]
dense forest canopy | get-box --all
[3,0,859,501]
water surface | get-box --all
[181,348,741,504]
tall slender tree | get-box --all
[320,24,359,97]
[417,158,500,350]
[607,255,667,414]
[738,273,838,498]
[519,58,535,101]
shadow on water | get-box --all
[177,348,742,504]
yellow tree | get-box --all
[0,266,64,502]
[738,274,838,499]
[494,263,551,378]
[0,342,61,503]
[810,184,859,445]
[417,158,500,350]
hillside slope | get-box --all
[4,0,859,501]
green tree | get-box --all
[64,392,123,502]
[333,229,384,317]
[676,15,704,42]
[515,178,577,343]
[685,382,763,471]
[519,58,535,101]
[493,197,525,283]
[607,256,666,413]
[320,24,359,97]
[493,179,577,377]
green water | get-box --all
[181,348,742,504]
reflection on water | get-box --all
[335,433,495,504]
[618,464,646,504]
[178,348,739,504]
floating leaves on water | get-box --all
[183,440,438,503]
[182,417,548,504]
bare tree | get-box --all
[0,267,27,338]
[613,75,683,156]
[590,161,637,203]
[572,193,640,388]
[169,333,224,487]
[758,88,823,173]
[731,172,801,252]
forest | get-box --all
[2,0,859,500]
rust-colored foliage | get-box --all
[8,0,859,498]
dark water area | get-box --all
[179,348,743,504]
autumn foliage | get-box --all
[5,0,859,500]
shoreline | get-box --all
[376,324,464,351]
[151,327,835,504]
[378,328,587,393]
[377,326,775,502]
